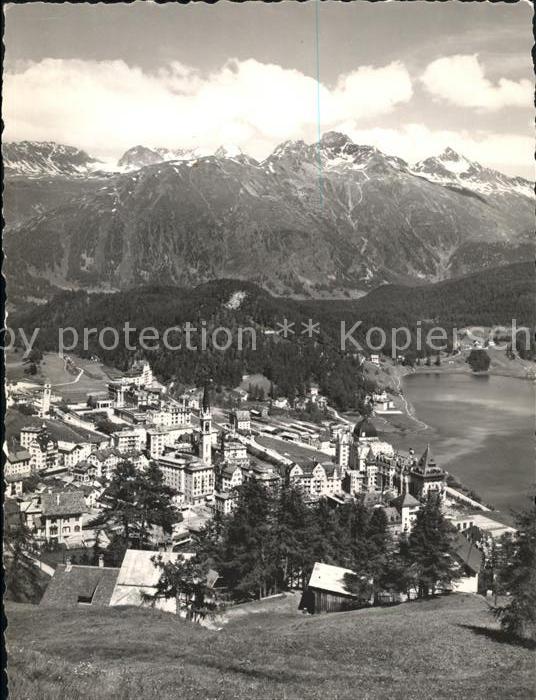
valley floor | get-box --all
[6,594,534,700]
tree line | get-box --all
[153,480,463,613]
[13,262,534,410]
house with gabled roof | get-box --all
[39,491,88,543]
[229,409,251,434]
[390,491,421,533]
[109,549,194,612]
[448,531,484,594]
[302,561,372,614]
[287,459,342,497]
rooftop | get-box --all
[453,532,484,575]
[391,492,420,510]
[308,562,360,597]
[6,449,32,463]
[353,418,378,439]
[40,565,120,608]
[41,491,87,517]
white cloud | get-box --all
[340,123,534,177]
[421,54,532,110]
[3,57,412,162]
[333,62,413,119]
[4,56,531,177]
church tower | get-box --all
[200,384,213,467]
[409,444,445,500]
[335,430,350,468]
[39,383,51,418]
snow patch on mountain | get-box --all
[117,144,250,171]
[411,148,534,199]
[225,290,247,310]
[3,141,102,177]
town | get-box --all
[5,354,519,618]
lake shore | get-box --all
[393,348,535,383]
[392,372,534,513]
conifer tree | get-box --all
[99,461,176,548]
[494,504,536,640]
[307,499,344,574]
[405,494,458,597]
[218,480,277,600]
[273,483,311,589]
[151,553,215,621]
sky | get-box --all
[3,1,534,177]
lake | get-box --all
[401,373,534,514]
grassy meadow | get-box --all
[6,593,535,699]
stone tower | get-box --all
[200,384,213,467]
[335,431,350,468]
[39,383,51,418]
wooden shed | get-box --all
[302,562,372,614]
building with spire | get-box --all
[155,384,217,505]
[408,445,445,499]
[38,383,52,418]
[199,384,215,467]
[336,418,445,503]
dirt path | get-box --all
[50,354,85,387]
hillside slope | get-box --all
[15,262,535,344]
[6,594,534,699]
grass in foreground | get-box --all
[6,594,535,700]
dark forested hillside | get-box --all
[12,262,534,409]
[309,261,535,329]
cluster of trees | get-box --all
[23,347,43,376]
[294,400,328,425]
[94,461,179,564]
[13,262,534,409]
[493,505,536,641]
[13,283,376,410]
[146,485,536,642]
[247,383,266,402]
[161,482,462,612]
[467,349,491,373]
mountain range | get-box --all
[3,134,533,306]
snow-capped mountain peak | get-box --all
[117,144,218,171]
[412,148,533,198]
[3,140,101,177]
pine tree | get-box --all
[218,480,277,600]
[192,511,225,568]
[273,483,311,589]
[307,499,344,575]
[494,505,536,640]
[405,494,459,597]
[99,461,177,548]
[136,462,177,546]
[99,461,139,542]
[150,553,215,621]
[340,501,392,598]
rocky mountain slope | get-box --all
[4,133,533,304]
[3,141,114,225]
[3,141,101,177]
[412,147,533,199]
[117,145,201,170]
